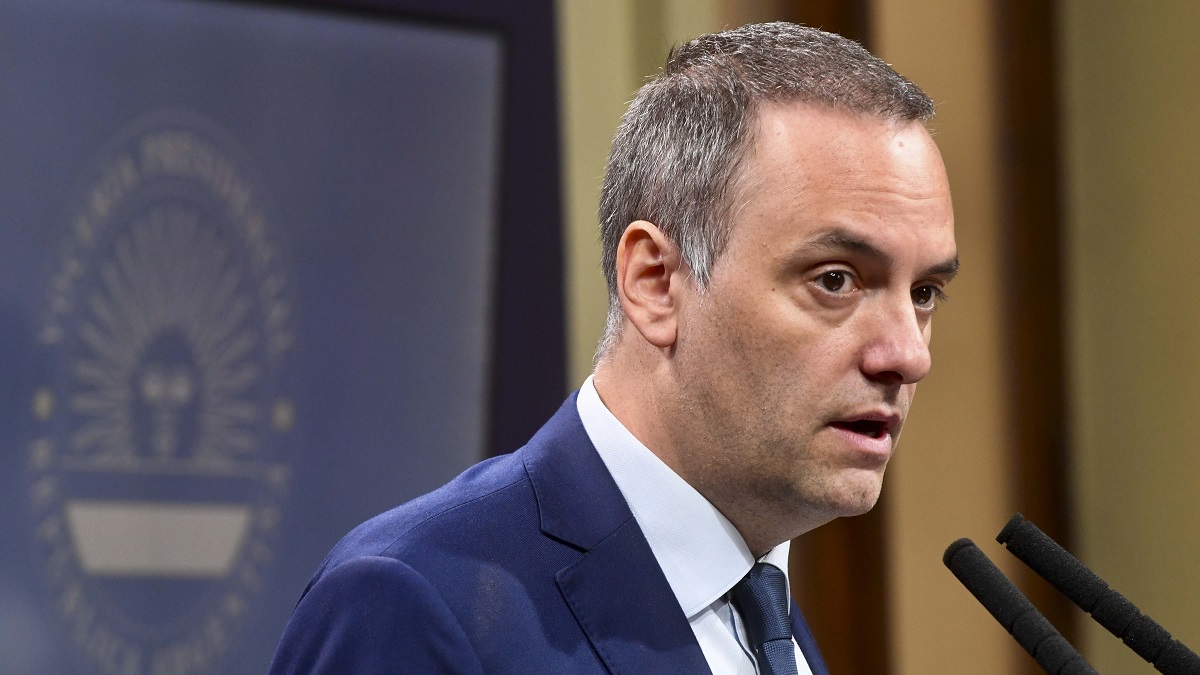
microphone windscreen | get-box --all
[944,538,1097,675]
[998,514,1109,612]
[944,538,1026,627]
[998,513,1200,674]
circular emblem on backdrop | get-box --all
[27,111,295,675]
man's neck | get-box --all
[593,358,827,557]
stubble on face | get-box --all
[660,102,956,552]
[666,277,892,539]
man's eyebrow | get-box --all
[801,230,893,267]
[800,229,960,281]
[925,256,960,282]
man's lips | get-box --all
[827,412,901,458]
[829,419,889,439]
[828,412,900,439]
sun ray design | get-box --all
[69,204,264,465]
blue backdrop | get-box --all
[0,0,519,671]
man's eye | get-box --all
[817,271,852,293]
[912,285,943,309]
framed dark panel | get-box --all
[323,0,566,457]
[294,0,566,456]
[0,0,563,672]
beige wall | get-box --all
[1061,1,1200,670]
[558,2,1023,672]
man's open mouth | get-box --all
[830,419,889,439]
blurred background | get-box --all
[0,0,1196,673]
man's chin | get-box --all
[839,495,880,518]
[824,473,885,517]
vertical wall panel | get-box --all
[1061,1,1200,670]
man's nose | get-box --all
[859,294,932,385]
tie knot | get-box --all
[731,562,798,675]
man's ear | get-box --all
[615,220,684,349]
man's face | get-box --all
[668,103,957,532]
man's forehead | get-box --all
[751,101,924,147]
[737,103,946,196]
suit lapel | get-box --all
[523,395,711,675]
[556,519,712,675]
[791,601,830,675]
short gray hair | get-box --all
[595,22,934,357]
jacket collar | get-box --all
[522,392,632,549]
[521,393,711,674]
[791,602,830,675]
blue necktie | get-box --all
[731,562,800,675]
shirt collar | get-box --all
[576,375,792,617]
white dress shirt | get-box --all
[576,376,814,675]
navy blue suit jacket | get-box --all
[270,394,829,674]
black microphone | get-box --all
[998,513,1200,675]
[944,538,1099,675]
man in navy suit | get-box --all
[271,22,957,674]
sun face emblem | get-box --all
[28,111,294,674]
[70,207,263,469]
[135,347,199,460]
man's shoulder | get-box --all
[323,449,536,570]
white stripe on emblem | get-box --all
[65,500,251,578]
